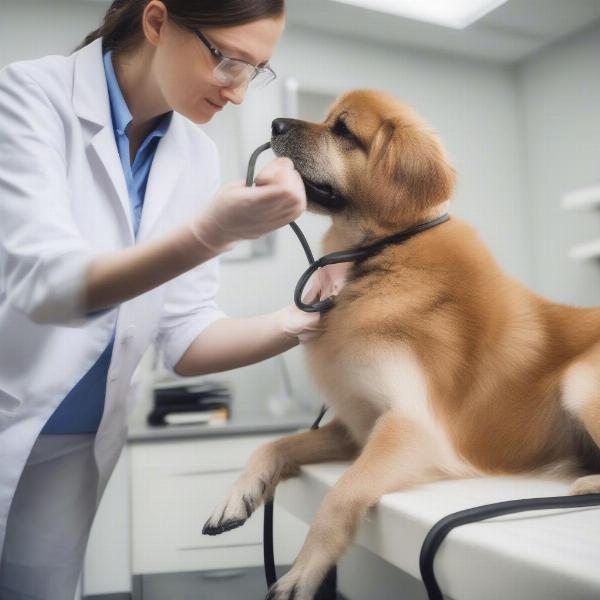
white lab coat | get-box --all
[0,37,227,561]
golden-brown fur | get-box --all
[204,89,600,600]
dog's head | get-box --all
[271,89,455,237]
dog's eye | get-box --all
[331,117,365,150]
[332,118,354,140]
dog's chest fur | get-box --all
[306,341,483,478]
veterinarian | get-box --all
[0,1,323,597]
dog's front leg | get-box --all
[267,411,437,600]
[203,418,358,535]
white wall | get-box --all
[277,26,531,283]
[517,23,600,306]
[0,0,106,63]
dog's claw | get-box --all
[265,584,297,600]
[266,582,299,600]
[242,494,254,518]
[202,517,246,536]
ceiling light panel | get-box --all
[330,0,509,29]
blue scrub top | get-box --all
[41,49,173,434]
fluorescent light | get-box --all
[330,0,509,29]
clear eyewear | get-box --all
[194,30,277,90]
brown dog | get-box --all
[203,89,600,600]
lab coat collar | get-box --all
[72,38,184,242]
[72,38,111,128]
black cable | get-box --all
[289,221,316,264]
[245,142,273,188]
[263,499,277,589]
[260,340,326,591]
[245,142,316,266]
[311,404,329,431]
[245,142,327,590]
[419,492,600,600]
[293,213,449,313]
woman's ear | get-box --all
[367,117,455,222]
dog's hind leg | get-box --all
[561,342,600,495]
[203,418,359,536]
[266,411,441,600]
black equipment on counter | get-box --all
[147,381,231,427]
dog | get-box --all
[203,89,600,600]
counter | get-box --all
[276,463,600,600]
[127,410,317,443]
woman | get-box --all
[0,1,323,597]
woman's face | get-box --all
[144,1,285,124]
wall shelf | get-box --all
[561,184,600,210]
[568,239,600,261]
[561,184,600,260]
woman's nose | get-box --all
[220,83,247,105]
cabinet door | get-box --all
[130,434,281,474]
[84,432,310,592]
[130,434,281,574]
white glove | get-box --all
[190,157,307,253]
[277,263,350,344]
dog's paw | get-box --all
[568,474,600,496]
[202,493,254,536]
[202,476,270,536]
[265,568,318,600]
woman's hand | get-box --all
[277,264,350,344]
[174,264,352,376]
[190,157,307,253]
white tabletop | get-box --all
[275,463,600,600]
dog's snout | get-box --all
[271,118,293,136]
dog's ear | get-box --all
[367,118,455,223]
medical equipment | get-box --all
[147,381,231,426]
[245,142,450,313]
[244,142,600,600]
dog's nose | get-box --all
[271,118,292,136]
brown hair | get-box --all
[73,0,285,55]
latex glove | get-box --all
[277,262,351,344]
[189,157,307,253]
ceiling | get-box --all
[285,0,600,63]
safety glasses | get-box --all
[194,30,277,90]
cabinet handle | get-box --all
[177,542,259,551]
[174,467,241,476]
[200,569,246,579]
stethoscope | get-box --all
[244,142,600,600]
[245,141,450,313]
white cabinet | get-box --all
[83,429,309,597]
[131,434,292,574]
